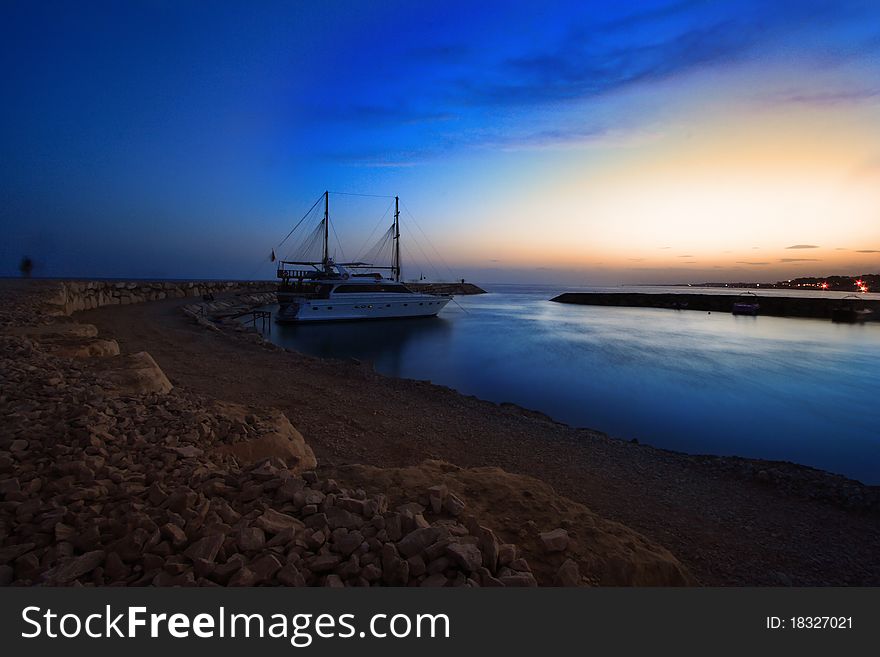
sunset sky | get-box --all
[2,0,879,284]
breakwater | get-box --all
[407,282,486,295]
[56,280,275,314]
[551,292,880,320]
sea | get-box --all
[257,285,880,484]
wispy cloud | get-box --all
[768,88,880,106]
[737,261,769,265]
[780,258,821,262]
[856,249,880,253]
[785,244,820,249]
[486,125,662,152]
[468,19,757,109]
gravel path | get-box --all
[77,298,880,585]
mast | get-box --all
[322,190,329,271]
[393,195,400,282]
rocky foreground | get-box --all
[0,279,691,587]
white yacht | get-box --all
[274,192,452,323]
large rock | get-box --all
[40,337,121,358]
[255,509,304,535]
[556,558,581,587]
[2,322,119,357]
[212,407,316,473]
[49,550,106,584]
[2,322,98,339]
[397,527,444,559]
[91,351,173,395]
[184,534,225,563]
[446,543,483,572]
[539,528,569,553]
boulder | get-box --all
[40,337,121,358]
[397,527,443,559]
[50,550,105,584]
[255,509,303,535]
[540,528,569,553]
[237,527,266,552]
[184,534,225,563]
[556,559,581,587]
[91,351,173,395]
[212,408,316,473]
[2,323,98,339]
[446,543,483,572]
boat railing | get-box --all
[277,268,317,280]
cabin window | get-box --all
[333,284,413,293]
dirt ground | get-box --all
[76,297,880,585]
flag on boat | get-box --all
[270,249,276,262]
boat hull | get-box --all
[277,295,451,323]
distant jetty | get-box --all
[407,281,486,295]
[551,291,880,320]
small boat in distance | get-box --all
[831,295,874,323]
[274,192,452,323]
[731,291,760,316]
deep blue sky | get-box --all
[2,1,879,283]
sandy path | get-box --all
[76,298,880,585]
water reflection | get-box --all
[274,315,453,378]
[261,288,880,483]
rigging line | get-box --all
[278,215,320,261]
[328,191,395,199]
[401,201,456,279]
[354,199,394,261]
[244,257,273,283]
[401,224,442,276]
[329,217,346,262]
[287,220,325,261]
[450,297,470,314]
[402,202,455,279]
[401,233,442,282]
[276,193,324,249]
[362,226,394,265]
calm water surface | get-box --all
[261,285,880,484]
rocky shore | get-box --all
[0,279,692,587]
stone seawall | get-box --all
[407,282,486,295]
[58,280,276,314]
[551,291,880,320]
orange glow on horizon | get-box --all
[443,97,880,280]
